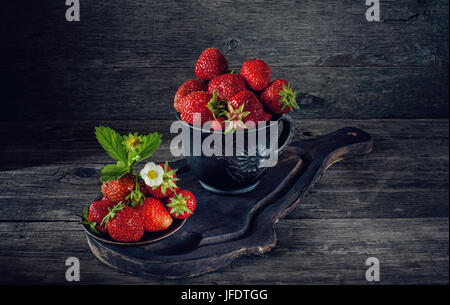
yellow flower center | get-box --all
[147,170,158,180]
[128,137,140,148]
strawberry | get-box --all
[208,73,247,101]
[240,59,271,91]
[195,48,229,81]
[174,79,208,112]
[80,199,115,234]
[87,199,115,234]
[140,181,151,196]
[146,162,179,199]
[135,197,173,232]
[228,90,272,127]
[101,173,135,203]
[178,91,215,125]
[167,190,196,219]
[260,80,299,114]
[102,203,144,242]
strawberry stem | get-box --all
[126,174,145,207]
[207,90,228,119]
[101,202,125,227]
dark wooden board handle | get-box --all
[271,126,374,222]
[296,126,373,167]
[199,127,373,246]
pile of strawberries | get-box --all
[174,48,299,132]
[81,127,196,243]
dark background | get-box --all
[0,1,448,284]
[1,0,448,122]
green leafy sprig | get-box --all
[95,126,162,182]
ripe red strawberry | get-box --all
[260,80,299,114]
[208,73,247,101]
[195,48,229,81]
[86,199,116,234]
[178,91,215,125]
[146,162,179,199]
[101,173,135,203]
[174,80,208,112]
[167,190,196,219]
[103,203,144,242]
[135,197,173,232]
[228,90,271,127]
[240,59,271,91]
[140,181,150,196]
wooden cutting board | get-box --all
[86,126,373,279]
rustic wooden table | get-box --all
[0,119,448,284]
[1,0,448,284]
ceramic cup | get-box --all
[175,113,295,194]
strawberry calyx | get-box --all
[151,161,179,196]
[79,206,101,235]
[207,90,228,119]
[101,202,125,227]
[222,103,250,133]
[279,83,299,111]
[167,192,193,217]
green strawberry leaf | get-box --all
[132,132,162,164]
[95,126,129,164]
[100,164,129,182]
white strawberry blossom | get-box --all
[140,162,164,187]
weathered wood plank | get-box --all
[0,119,447,221]
[2,0,448,68]
[1,119,448,151]
[0,218,447,284]
[1,0,448,120]
[2,66,448,120]
[0,163,447,198]
[0,166,447,221]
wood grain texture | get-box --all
[0,119,447,221]
[2,0,448,67]
[0,119,448,283]
[1,0,448,120]
[2,66,448,121]
[0,218,447,284]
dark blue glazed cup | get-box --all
[176,113,295,194]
